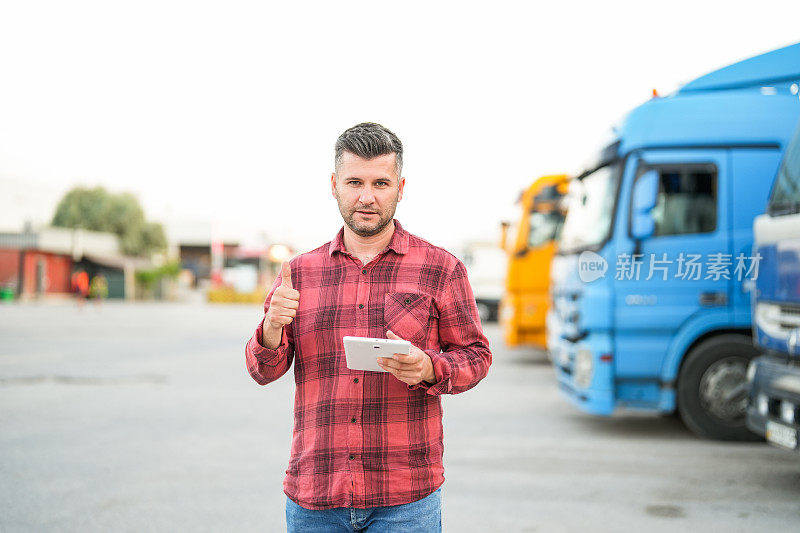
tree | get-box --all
[51,186,167,257]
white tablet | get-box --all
[343,336,411,372]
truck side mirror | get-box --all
[631,170,659,240]
[500,221,510,250]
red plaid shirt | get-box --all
[245,221,492,510]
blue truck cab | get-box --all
[547,43,800,440]
[746,117,800,451]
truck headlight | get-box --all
[557,347,570,367]
[781,402,795,424]
[757,394,769,417]
[574,348,594,388]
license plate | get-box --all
[766,420,798,450]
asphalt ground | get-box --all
[1,301,798,532]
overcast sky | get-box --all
[1,1,798,252]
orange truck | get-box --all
[499,174,569,349]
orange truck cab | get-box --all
[500,174,569,349]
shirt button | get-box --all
[362,269,367,275]
[351,417,357,423]
[404,298,411,304]
[349,454,355,460]
[358,304,364,309]
[353,378,359,384]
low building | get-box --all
[178,242,239,288]
[0,227,149,300]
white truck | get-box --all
[460,242,507,323]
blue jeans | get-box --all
[285,488,442,532]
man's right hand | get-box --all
[262,261,300,348]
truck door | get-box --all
[614,149,729,380]
[729,148,785,322]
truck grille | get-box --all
[779,304,800,331]
[757,302,800,338]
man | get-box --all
[245,122,492,532]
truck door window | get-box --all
[645,164,717,236]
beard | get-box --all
[335,191,398,238]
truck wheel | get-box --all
[677,334,761,441]
[476,302,491,323]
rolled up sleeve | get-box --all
[410,261,492,395]
[245,275,295,385]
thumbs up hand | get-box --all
[265,261,300,331]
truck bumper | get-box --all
[555,368,615,415]
[501,292,548,349]
[746,354,800,452]
[551,331,615,416]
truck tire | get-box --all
[677,334,761,441]
[477,301,500,323]
[476,302,491,323]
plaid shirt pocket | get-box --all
[384,292,437,346]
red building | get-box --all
[0,227,145,300]
[0,248,72,296]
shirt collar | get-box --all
[328,219,409,257]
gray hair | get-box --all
[334,122,403,177]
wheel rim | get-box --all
[698,356,750,422]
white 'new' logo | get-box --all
[578,251,608,283]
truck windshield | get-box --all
[558,163,620,253]
[769,123,800,216]
[527,210,564,249]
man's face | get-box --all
[331,152,405,237]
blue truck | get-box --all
[548,43,800,440]
[746,116,800,451]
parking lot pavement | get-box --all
[1,302,798,532]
